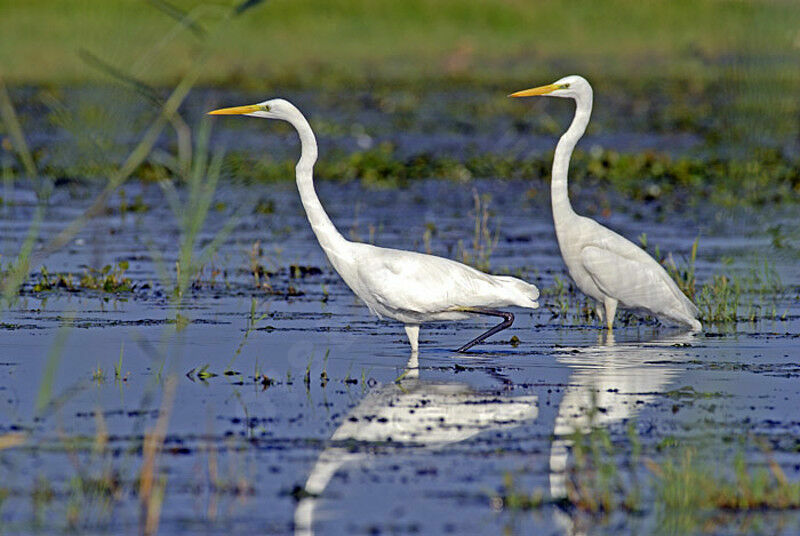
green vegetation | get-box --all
[2,1,799,212]
[455,190,499,272]
[2,0,800,86]
[494,414,800,534]
[652,449,800,534]
[32,262,134,293]
[219,145,800,206]
[542,275,596,323]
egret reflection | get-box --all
[294,352,538,535]
[549,331,691,502]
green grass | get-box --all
[218,145,800,206]
[2,0,800,86]
[31,262,134,293]
[495,417,800,534]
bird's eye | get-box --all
[259,104,270,111]
[559,83,571,89]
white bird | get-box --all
[510,76,701,331]
[209,99,540,352]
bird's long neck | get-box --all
[551,93,592,221]
[286,108,351,263]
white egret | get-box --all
[510,76,701,331]
[209,99,540,352]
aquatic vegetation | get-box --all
[651,449,800,529]
[139,377,176,536]
[694,259,789,325]
[246,240,273,292]
[118,189,150,216]
[227,298,269,373]
[219,143,800,208]
[495,418,800,535]
[114,344,128,383]
[80,261,134,292]
[0,79,48,307]
[31,262,134,293]
[542,275,596,323]
[91,365,106,383]
[32,267,75,292]
[697,275,741,324]
[455,190,499,272]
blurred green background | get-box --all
[2,0,799,85]
[1,0,799,207]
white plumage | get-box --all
[511,75,701,331]
[209,99,539,352]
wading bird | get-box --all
[510,76,701,331]
[209,99,539,352]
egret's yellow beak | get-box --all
[508,84,563,98]
[207,104,263,115]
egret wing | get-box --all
[356,248,499,315]
[580,245,693,316]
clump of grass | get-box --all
[80,261,133,292]
[320,349,330,387]
[563,417,642,514]
[541,275,597,323]
[456,189,499,272]
[650,449,800,535]
[641,236,790,326]
[118,189,150,218]
[496,407,800,534]
[32,266,75,292]
[91,365,106,383]
[114,343,128,383]
[697,274,741,324]
[247,240,273,291]
[490,472,544,512]
[226,298,268,372]
[31,261,134,293]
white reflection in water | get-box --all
[295,331,693,535]
[549,331,692,535]
[294,352,538,535]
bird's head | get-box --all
[508,75,591,101]
[208,98,297,120]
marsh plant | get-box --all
[0,78,48,307]
[543,275,597,323]
[156,120,240,301]
[696,258,788,325]
[0,2,269,534]
[494,411,800,534]
[456,189,500,272]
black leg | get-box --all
[456,308,515,353]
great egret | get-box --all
[209,99,540,352]
[510,76,701,331]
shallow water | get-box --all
[0,176,798,534]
